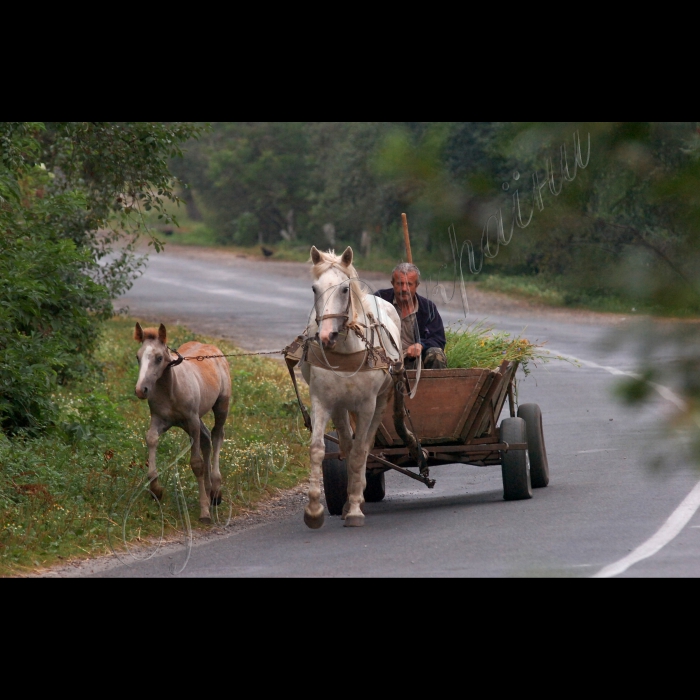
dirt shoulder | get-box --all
[25,484,310,578]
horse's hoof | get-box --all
[304,510,325,530]
[199,516,212,524]
[210,493,222,506]
[148,487,164,501]
[344,514,365,528]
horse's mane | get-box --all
[310,248,372,327]
[310,249,365,297]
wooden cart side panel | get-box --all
[458,370,498,443]
[375,421,394,446]
[464,361,516,441]
[450,372,489,442]
[375,368,491,446]
[491,362,517,424]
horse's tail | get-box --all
[392,366,428,476]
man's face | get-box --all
[391,271,419,304]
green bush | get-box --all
[0,169,111,433]
[0,122,199,435]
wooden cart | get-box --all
[321,360,549,515]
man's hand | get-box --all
[405,343,423,359]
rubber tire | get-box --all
[500,417,533,501]
[364,470,386,502]
[322,432,347,516]
[518,403,549,488]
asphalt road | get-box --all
[89,245,700,578]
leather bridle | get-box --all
[314,278,354,329]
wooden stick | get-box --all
[401,213,413,264]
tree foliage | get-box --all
[174,122,700,313]
[0,122,200,434]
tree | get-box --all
[0,122,200,434]
[171,122,313,245]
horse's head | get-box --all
[134,323,175,399]
[310,246,361,349]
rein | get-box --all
[166,347,286,364]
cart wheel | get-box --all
[500,417,533,501]
[364,470,386,502]
[322,432,347,516]
[518,403,549,488]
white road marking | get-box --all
[577,448,618,454]
[592,480,700,578]
[546,348,700,578]
[546,348,687,410]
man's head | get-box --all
[391,262,420,305]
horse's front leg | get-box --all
[185,418,211,523]
[146,416,170,500]
[305,400,331,529]
[343,404,375,527]
[331,408,354,519]
[344,385,392,527]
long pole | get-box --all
[401,213,413,264]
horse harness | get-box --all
[282,300,406,432]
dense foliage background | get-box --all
[0,122,200,433]
[173,122,700,314]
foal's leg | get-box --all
[305,398,332,529]
[199,418,213,499]
[146,415,170,500]
[184,417,211,523]
[209,395,230,506]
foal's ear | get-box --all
[310,246,322,265]
[158,324,167,344]
[340,246,353,267]
[134,322,144,342]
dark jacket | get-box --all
[375,289,446,351]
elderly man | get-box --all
[375,262,447,369]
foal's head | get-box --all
[134,323,174,399]
[310,246,363,349]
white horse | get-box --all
[300,246,403,528]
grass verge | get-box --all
[0,317,311,576]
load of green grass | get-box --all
[445,320,561,376]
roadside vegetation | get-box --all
[0,122,310,576]
[0,317,310,576]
